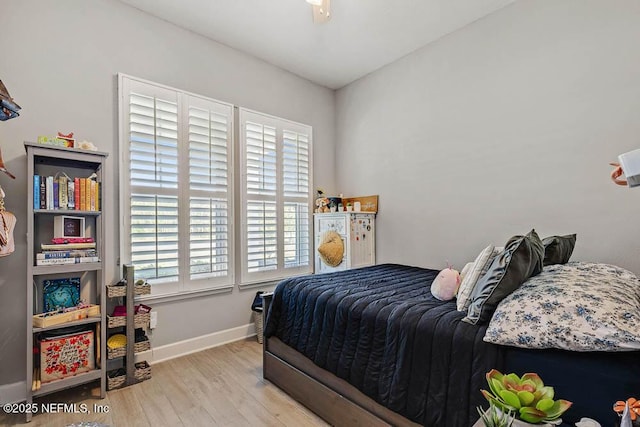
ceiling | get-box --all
[118,0,516,90]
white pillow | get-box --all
[457,245,499,312]
[459,262,474,283]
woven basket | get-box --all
[134,361,151,381]
[134,312,150,328]
[134,340,151,353]
[107,346,126,360]
[106,285,126,298]
[107,312,150,329]
[107,315,126,328]
[134,282,151,296]
[253,310,264,344]
[107,373,125,390]
[106,282,151,297]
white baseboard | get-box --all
[135,322,257,365]
[0,324,257,403]
[0,381,27,405]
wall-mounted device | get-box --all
[618,148,640,188]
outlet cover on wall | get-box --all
[150,311,158,329]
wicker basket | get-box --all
[134,282,151,295]
[107,372,126,390]
[134,340,151,353]
[253,310,264,344]
[107,312,150,329]
[106,281,151,297]
[134,361,151,381]
[107,346,126,360]
[106,284,126,298]
[134,312,150,328]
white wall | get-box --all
[336,0,640,273]
[0,0,335,391]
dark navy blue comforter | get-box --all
[265,264,501,427]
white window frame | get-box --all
[118,74,234,298]
[239,108,313,285]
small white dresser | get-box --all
[314,212,376,274]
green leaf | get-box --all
[521,373,544,389]
[517,391,535,407]
[491,378,505,396]
[499,390,522,409]
[504,373,521,390]
[519,407,545,423]
[536,398,554,412]
[543,400,573,420]
[539,386,555,400]
[519,379,537,393]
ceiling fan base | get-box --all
[311,0,331,23]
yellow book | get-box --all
[90,180,96,211]
[79,178,86,211]
[96,182,100,212]
[84,178,91,212]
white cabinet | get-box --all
[314,212,375,274]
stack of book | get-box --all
[33,174,100,211]
[37,240,99,266]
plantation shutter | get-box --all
[120,75,234,296]
[186,95,233,282]
[244,121,278,273]
[282,130,310,268]
[128,88,180,283]
[240,109,313,284]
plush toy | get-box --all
[430,266,461,301]
[315,197,330,213]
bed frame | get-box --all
[261,293,421,427]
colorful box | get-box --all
[40,330,95,383]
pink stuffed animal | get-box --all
[430,266,461,301]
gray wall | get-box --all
[336,0,640,273]
[0,0,335,390]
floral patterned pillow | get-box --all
[483,262,640,351]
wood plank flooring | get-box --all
[0,339,328,427]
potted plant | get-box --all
[477,403,515,427]
[481,369,572,426]
[346,201,352,211]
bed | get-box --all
[263,262,640,427]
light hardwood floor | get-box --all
[1,339,328,427]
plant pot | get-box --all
[511,419,562,427]
[483,408,562,427]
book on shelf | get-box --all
[74,177,80,210]
[39,177,46,209]
[33,174,100,211]
[33,175,40,209]
[36,256,99,266]
[59,175,68,209]
[84,178,91,211]
[37,249,97,259]
[68,180,75,209]
[41,242,97,250]
[46,176,54,210]
[53,180,59,209]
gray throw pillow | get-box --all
[463,229,544,325]
[542,234,576,266]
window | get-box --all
[240,109,313,284]
[119,75,234,296]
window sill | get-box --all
[135,284,234,305]
[238,280,281,291]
